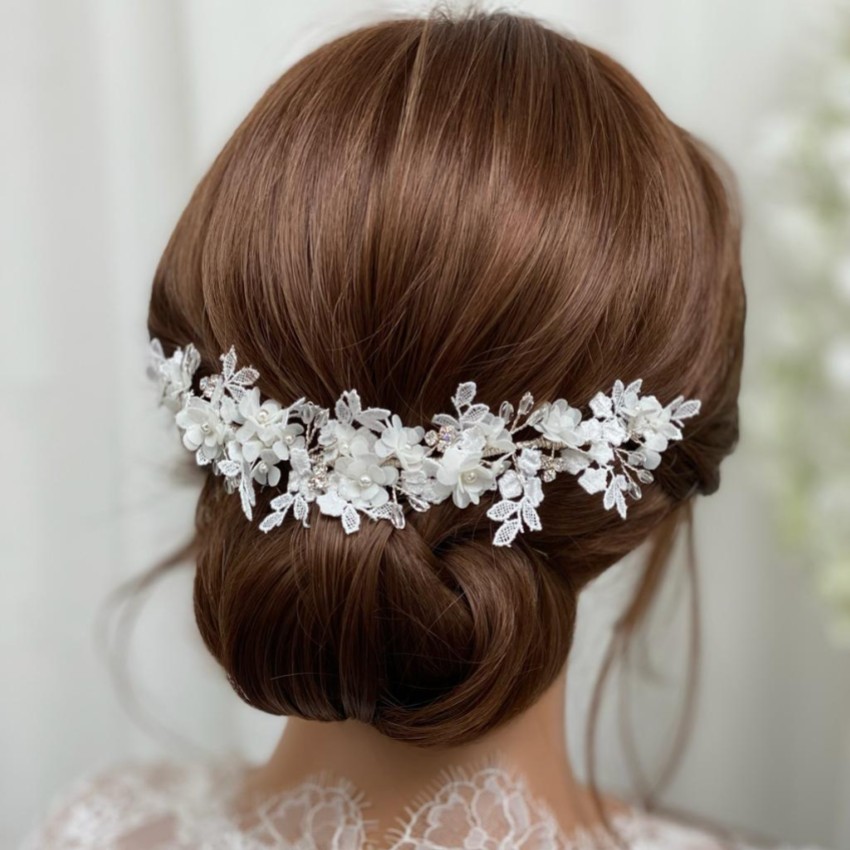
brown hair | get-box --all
[146,7,744,764]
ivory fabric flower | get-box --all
[271,423,306,462]
[235,387,286,444]
[251,448,283,487]
[533,399,584,446]
[429,434,498,508]
[375,415,427,469]
[623,395,680,445]
[335,453,399,508]
[472,412,515,453]
[175,397,230,462]
[318,420,359,458]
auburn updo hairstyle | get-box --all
[145,9,744,751]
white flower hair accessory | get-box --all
[148,339,702,547]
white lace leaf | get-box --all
[521,499,542,531]
[486,499,520,522]
[492,517,522,546]
[367,501,406,529]
[670,397,702,420]
[452,381,477,408]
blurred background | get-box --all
[2,0,850,847]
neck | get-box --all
[237,665,611,834]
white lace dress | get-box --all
[19,759,824,850]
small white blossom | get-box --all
[251,448,282,487]
[318,419,359,457]
[622,394,676,440]
[335,451,399,509]
[235,388,286,444]
[534,399,584,446]
[375,415,426,469]
[471,411,515,453]
[271,423,306,462]
[429,434,498,509]
[175,397,230,463]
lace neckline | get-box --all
[26,755,816,849]
[189,759,623,849]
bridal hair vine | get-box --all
[147,339,701,547]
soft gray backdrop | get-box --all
[2,1,849,847]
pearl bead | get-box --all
[284,434,294,444]
[256,410,269,423]
[201,423,210,433]
[463,470,477,483]
[359,474,372,487]
[258,462,268,473]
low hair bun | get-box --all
[193,482,576,747]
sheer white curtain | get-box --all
[2,1,848,847]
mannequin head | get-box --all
[148,10,744,748]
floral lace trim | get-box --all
[20,758,825,850]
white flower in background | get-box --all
[284,445,315,493]
[572,418,616,468]
[577,466,609,496]
[346,428,380,459]
[587,392,629,444]
[335,440,399,508]
[233,389,306,463]
[756,26,850,640]
[620,395,688,470]
[824,338,850,389]
[624,394,676,437]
